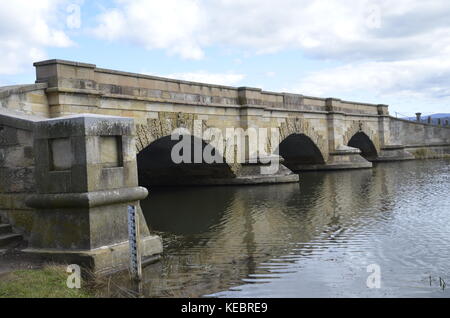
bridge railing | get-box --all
[393,111,450,127]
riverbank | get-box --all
[0,249,94,298]
[0,263,92,298]
[0,250,145,298]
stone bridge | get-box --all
[1,59,449,272]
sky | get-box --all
[1,0,450,116]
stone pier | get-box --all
[20,114,162,274]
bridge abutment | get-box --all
[22,114,162,274]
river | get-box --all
[108,159,450,297]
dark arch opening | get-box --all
[137,135,234,187]
[278,133,325,171]
[347,132,378,161]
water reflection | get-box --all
[104,160,450,298]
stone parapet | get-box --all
[0,84,49,117]
[33,59,385,116]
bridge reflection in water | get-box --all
[102,160,450,298]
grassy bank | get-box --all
[0,265,92,298]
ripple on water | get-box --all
[127,160,450,298]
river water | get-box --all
[118,159,449,297]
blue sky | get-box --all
[1,0,450,116]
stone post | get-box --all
[325,98,342,112]
[237,87,262,107]
[24,114,162,274]
[377,104,389,116]
[377,104,390,147]
[325,98,347,153]
[237,87,263,162]
[415,112,422,122]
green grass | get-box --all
[0,265,92,298]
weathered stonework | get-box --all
[1,59,448,178]
[0,113,163,274]
[0,59,450,258]
[279,117,328,161]
[0,84,49,117]
[342,120,380,153]
[0,111,41,237]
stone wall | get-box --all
[34,59,384,121]
[389,117,450,159]
[0,84,49,117]
[390,117,450,145]
[0,111,40,237]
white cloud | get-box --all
[293,57,450,97]
[92,0,450,61]
[90,0,450,113]
[93,0,205,59]
[0,0,73,75]
[147,71,245,86]
[3,0,449,113]
[289,56,450,113]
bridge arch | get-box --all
[279,118,328,159]
[278,133,325,171]
[137,134,235,187]
[343,120,380,154]
[347,131,378,161]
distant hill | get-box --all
[402,113,450,125]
